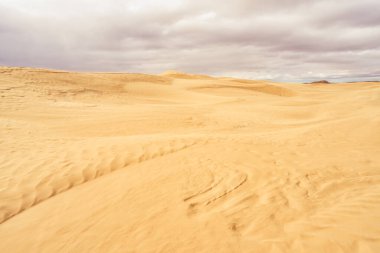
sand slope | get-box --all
[1,67,380,253]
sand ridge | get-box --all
[0,67,380,252]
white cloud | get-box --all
[0,0,379,82]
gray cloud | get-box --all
[0,0,379,82]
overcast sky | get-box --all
[1,0,379,82]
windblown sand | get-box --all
[1,67,380,253]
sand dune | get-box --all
[1,67,380,253]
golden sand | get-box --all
[0,67,379,252]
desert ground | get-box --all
[0,67,379,253]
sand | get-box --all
[0,67,380,253]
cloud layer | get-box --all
[1,0,379,82]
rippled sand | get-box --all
[1,67,380,253]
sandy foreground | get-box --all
[0,67,379,253]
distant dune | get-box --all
[1,67,380,253]
[309,80,331,84]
